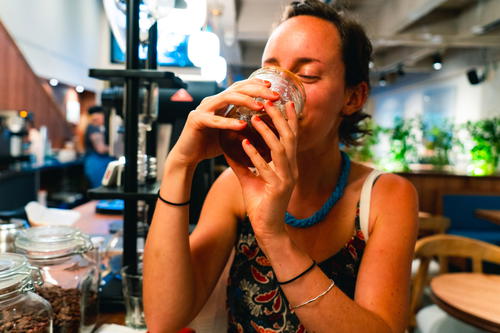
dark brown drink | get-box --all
[216,66,305,167]
[216,106,278,167]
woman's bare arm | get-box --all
[143,162,242,332]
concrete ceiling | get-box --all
[206,0,500,80]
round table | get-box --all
[476,209,500,226]
[431,273,500,332]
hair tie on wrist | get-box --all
[277,260,316,285]
[157,191,190,206]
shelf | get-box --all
[87,182,160,201]
[0,155,30,163]
[88,69,186,89]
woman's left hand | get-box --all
[227,100,299,243]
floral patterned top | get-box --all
[226,207,366,333]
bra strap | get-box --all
[359,170,384,242]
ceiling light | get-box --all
[187,31,220,67]
[49,79,59,87]
[379,74,387,87]
[201,55,227,83]
[432,54,442,71]
[76,85,85,93]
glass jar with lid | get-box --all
[15,226,99,333]
[0,252,53,332]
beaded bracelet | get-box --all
[277,260,316,285]
[157,191,191,206]
[289,279,336,312]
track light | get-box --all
[379,74,387,87]
[432,54,442,71]
[397,64,405,77]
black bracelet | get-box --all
[157,191,190,206]
[277,260,316,285]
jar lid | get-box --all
[0,218,26,231]
[0,253,41,291]
[15,226,93,260]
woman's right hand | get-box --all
[168,78,279,166]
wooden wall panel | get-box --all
[399,172,500,214]
[0,21,72,148]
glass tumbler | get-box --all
[216,66,306,167]
[121,265,146,329]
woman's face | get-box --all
[262,15,348,152]
[90,112,105,126]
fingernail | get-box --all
[291,102,295,109]
[239,119,247,125]
[254,115,261,121]
[263,80,271,87]
[243,139,251,145]
[256,101,264,109]
[272,91,279,97]
[266,100,274,107]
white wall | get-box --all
[0,0,207,93]
[370,58,500,127]
[0,0,114,91]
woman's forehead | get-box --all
[263,15,342,64]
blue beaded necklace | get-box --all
[285,151,351,228]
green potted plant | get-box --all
[422,120,454,169]
[465,118,499,176]
[383,117,418,172]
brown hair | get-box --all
[281,0,372,146]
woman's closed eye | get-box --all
[298,74,320,82]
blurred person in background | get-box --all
[84,105,114,188]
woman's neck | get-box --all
[293,144,343,201]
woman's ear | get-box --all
[343,82,369,116]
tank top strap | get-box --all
[359,170,385,242]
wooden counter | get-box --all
[73,200,122,235]
[398,171,500,214]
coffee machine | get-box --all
[0,110,29,159]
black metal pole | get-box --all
[124,0,140,274]
[146,22,158,157]
[147,22,158,70]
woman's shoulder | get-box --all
[350,162,416,196]
[374,172,417,198]
[370,172,419,230]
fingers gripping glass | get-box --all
[216,66,306,167]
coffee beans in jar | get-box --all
[0,253,53,333]
[37,285,98,332]
[15,226,100,333]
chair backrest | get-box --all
[409,234,500,328]
[414,234,500,270]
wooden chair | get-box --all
[418,213,450,236]
[413,214,451,276]
[409,234,500,329]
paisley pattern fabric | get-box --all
[226,207,366,332]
